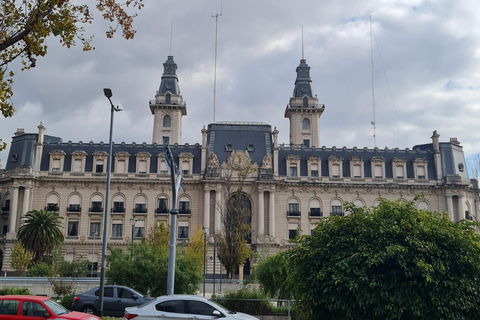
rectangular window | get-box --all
[288,203,299,214]
[116,160,126,173]
[133,227,145,238]
[95,160,104,173]
[331,164,340,178]
[179,201,190,214]
[353,164,361,178]
[157,198,168,213]
[52,159,60,172]
[288,224,298,240]
[310,164,318,177]
[138,160,147,174]
[181,161,189,175]
[395,165,404,179]
[46,203,59,212]
[178,226,189,239]
[417,166,425,179]
[374,165,382,178]
[73,159,82,172]
[113,201,125,213]
[90,222,101,237]
[159,160,169,175]
[309,208,322,216]
[68,204,81,212]
[134,203,147,213]
[289,165,297,177]
[112,221,123,237]
[331,205,343,216]
[303,140,310,148]
[91,201,102,212]
[67,221,78,237]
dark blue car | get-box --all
[71,285,151,316]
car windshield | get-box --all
[44,299,69,315]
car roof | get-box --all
[0,296,50,301]
[155,295,209,301]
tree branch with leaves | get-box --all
[0,0,144,151]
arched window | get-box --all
[90,194,103,212]
[163,115,171,127]
[46,194,59,212]
[303,96,308,108]
[287,199,300,216]
[113,194,125,213]
[309,198,322,217]
[302,118,310,131]
[165,93,171,104]
[178,196,190,214]
[134,195,147,213]
[68,194,81,212]
[417,201,429,211]
[331,199,343,216]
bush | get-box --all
[59,293,75,309]
[26,263,54,277]
[0,287,31,295]
[213,288,282,316]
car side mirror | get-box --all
[132,295,138,300]
[212,310,225,318]
[43,312,50,318]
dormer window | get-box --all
[349,156,364,178]
[225,143,233,152]
[114,151,130,174]
[286,155,301,178]
[246,144,255,152]
[178,153,194,177]
[135,152,151,174]
[71,150,87,173]
[92,151,108,174]
[307,156,321,179]
[370,156,385,179]
[413,158,428,180]
[392,157,407,180]
[328,155,343,178]
[49,150,66,173]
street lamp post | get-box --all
[130,218,137,259]
[99,88,122,317]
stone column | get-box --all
[457,194,465,220]
[21,187,31,218]
[203,190,210,231]
[215,190,222,232]
[445,194,454,221]
[269,191,275,237]
[257,190,264,236]
[7,187,19,239]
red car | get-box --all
[0,295,101,320]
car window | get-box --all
[118,288,134,299]
[43,299,68,316]
[188,301,216,316]
[0,300,20,315]
[94,287,114,297]
[22,302,47,317]
[155,300,185,313]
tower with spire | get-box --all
[150,56,187,145]
[284,58,325,147]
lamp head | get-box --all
[103,88,113,98]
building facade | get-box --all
[0,56,478,275]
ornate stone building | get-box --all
[0,55,477,276]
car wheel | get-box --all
[81,306,97,315]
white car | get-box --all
[123,294,259,320]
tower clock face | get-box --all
[167,67,173,73]
[165,83,173,90]
[302,86,308,93]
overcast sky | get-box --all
[2,0,480,172]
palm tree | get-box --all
[17,210,64,264]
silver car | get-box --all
[123,295,259,320]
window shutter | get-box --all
[73,159,82,172]
[117,160,125,173]
[374,165,382,178]
[353,164,361,177]
[332,164,340,177]
[138,160,147,173]
[395,165,404,178]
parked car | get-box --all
[71,285,151,317]
[124,295,259,320]
[0,295,101,320]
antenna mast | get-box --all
[301,25,304,59]
[169,20,173,56]
[212,1,222,123]
[370,15,377,148]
